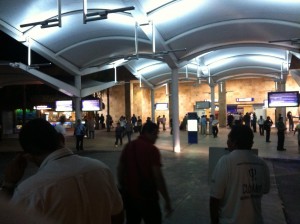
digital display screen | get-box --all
[82,99,101,111]
[155,103,168,110]
[55,100,73,112]
[195,101,210,109]
[268,91,299,107]
[187,120,198,132]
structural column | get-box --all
[209,84,216,135]
[151,89,155,122]
[74,75,82,120]
[171,68,180,152]
[125,82,131,119]
[275,80,286,123]
[218,82,227,127]
[168,83,172,132]
[210,85,215,116]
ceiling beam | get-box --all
[81,81,117,98]
[16,63,80,97]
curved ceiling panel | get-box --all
[0,0,299,94]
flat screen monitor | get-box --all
[82,99,101,111]
[187,120,198,131]
[227,104,237,114]
[155,103,168,110]
[268,91,299,107]
[55,100,73,112]
[195,101,210,109]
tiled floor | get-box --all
[1,126,299,223]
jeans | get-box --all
[76,135,84,150]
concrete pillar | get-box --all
[209,84,215,135]
[168,82,172,132]
[210,85,215,116]
[275,80,286,123]
[74,76,81,120]
[171,68,180,152]
[218,82,227,127]
[125,82,131,119]
[151,89,155,122]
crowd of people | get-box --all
[0,109,299,223]
[0,116,276,224]
[227,111,299,151]
[177,110,298,152]
[70,113,147,150]
[0,117,173,224]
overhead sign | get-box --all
[195,101,210,109]
[236,98,254,102]
[33,105,52,110]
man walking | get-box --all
[117,121,172,224]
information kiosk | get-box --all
[187,112,198,144]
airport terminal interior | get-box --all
[0,0,300,223]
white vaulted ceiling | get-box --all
[0,0,300,96]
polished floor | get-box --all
[1,126,300,224]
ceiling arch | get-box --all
[0,0,299,95]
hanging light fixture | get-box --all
[20,0,61,28]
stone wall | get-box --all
[100,75,299,126]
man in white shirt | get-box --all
[54,115,66,136]
[210,125,270,224]
[257,115,265,136]
[2,118,124,224]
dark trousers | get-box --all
[266,130,270,142]
[259,125,264,135]
[252,123,257,132]
[137,126,142,134]
[88,130,95,139]
[125,199,162,224]
[115,135,123,145]
[289,122,294,131]
[127,131,132,142]
[212,126,218,137]
[277,131,285,150]
[76,135,84,150]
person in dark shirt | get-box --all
[243,112,251,126]
[264,116,273,143]
[115,122,123,147]
[227,113,234,128]
[276,116,287,151]
[117,122,172,224]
